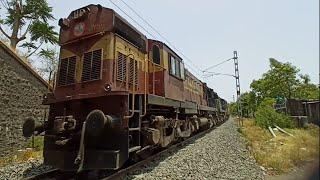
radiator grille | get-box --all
[129,58,138,85]
[81,49,102,82]
[58,56,76,86]
[117,52,127,81]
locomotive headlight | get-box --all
[104,83,112,92]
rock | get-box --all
[0,158,53,180]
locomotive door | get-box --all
[148,45,165,96]
[148,62,164,96]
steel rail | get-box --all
[23,121,226,180]
[102,121,225,180]
[23,168,60,180]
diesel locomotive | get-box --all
[22,4,228,172]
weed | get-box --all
[26,136,44,150]
[241,118,319,174]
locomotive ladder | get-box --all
[125,57,144,153]
[127,59,159,153]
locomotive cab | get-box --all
[23,4,149,171]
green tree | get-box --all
[294,74,319,100]
[251,58,299,101]
[0,0,58,57]
[37,47,58,83]
[228,102,238,116]
[239,91,258,117]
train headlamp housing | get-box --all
[58,18,70,29]
[104,84,112,92]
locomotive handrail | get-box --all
[140,59,148,117]
[152,61,155,94]
[146,60,165,95]
[140,59,165,117]
[124,54,136,119]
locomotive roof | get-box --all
[148,39,183,61]
[60,4,147,51]
[185,69,202,84]
[66,4,147,39]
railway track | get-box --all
[24,169,60,180]
[102,126,217,180]
[24,123,222,180]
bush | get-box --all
[255,98,293,128]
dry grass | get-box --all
[239,119,319,174]
[0,136,44,167]
[0,150,43,167]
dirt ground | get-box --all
[267,160,319,180]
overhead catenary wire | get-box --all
[108,0,203,77]
[117,0,203,74]
[203,72,236,79]
[108,0,158,40]
[202,57,234,73]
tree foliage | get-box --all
[228,102,238,116]
[250,58,299,100]
[0,0,58,57]
[235,58,319,128]
[250,58,319,102]
[37,47,58,82]
[294,74,319,100]
[255,98,293,128]
[239,91,257,117]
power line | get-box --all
[203,72,235,79]
[202,57,233,72]
[108,0,158,40]
[113,0,203,76]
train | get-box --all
[22,4,229,172]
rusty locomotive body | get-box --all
[23,4,229,171]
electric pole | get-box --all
[233,51,242,126]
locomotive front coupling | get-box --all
[85,109,121,136]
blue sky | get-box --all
[3,0,319,101]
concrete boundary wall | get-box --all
[0,41,49,157]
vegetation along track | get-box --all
[23,121,225,180]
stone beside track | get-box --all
[126,118,265,180]
[0,159,53,180]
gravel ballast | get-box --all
[0,118,265,180]
[0,159,52,180]
[126,118,265,180]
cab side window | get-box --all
[169,54,184,80]
[170,55,176,75]
[180,61,185,80]
[152,45,160,65]
[175,58,180,78]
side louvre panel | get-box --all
[58,56,76,86]
[117,52,127,81]
[129,58,138,85]
[81,49,102,82]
